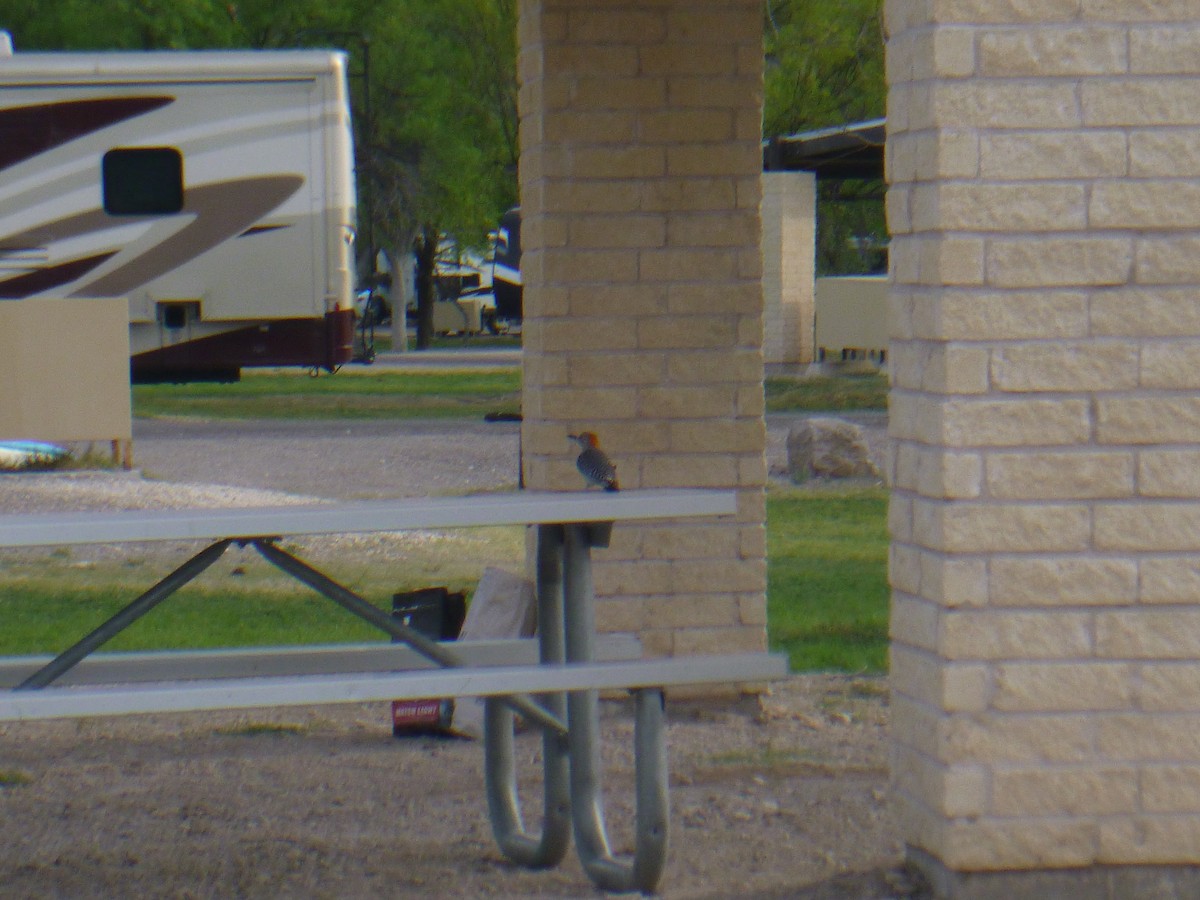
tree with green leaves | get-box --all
[0,0,236,50]
[764,0,886,275]
[355,0,518,347]
[763,0,884,137]
[218,0,519,347]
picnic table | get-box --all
[0,489,788,893]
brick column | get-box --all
[517,0,766,661]
[887,1,1200,894]
[762,171,816,367]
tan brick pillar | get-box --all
[762,171,816,367]
[517,0,766,660]
[887,1,1200,894]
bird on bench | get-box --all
[568,431,619,491]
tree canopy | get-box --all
[763,0,885,137]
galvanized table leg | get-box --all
[564,523,669,894]
[484,524,571,867]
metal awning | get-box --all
[763,118,885,180]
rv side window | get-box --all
[102,148,183,215]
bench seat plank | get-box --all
[0,652,789,721]
[0,635,643,688]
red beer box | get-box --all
[391,697,455,734]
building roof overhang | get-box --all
[763,118,885,180]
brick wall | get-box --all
[518,0,767,661]
[762,171,816,366]
[887,0,1200,886]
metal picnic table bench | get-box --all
[0,489,788,894]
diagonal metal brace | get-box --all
[16,538,234,691]
[250,538,566,736]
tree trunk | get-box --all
[385,247,412,352]
[414,227,439,350]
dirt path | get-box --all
[0,677,922,899]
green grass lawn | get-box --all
[767,485,889,673]
[132,368,884,421]
[133,370,522,420]
[0,528,524,655]
[765,373,887,412]
[0,583,389,653]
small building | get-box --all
[761,119,886,367]
[0,298,132,463]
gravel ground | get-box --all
[129,417,525,502]
[0,411,888,512]
[0,413,918,899]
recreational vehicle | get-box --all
[0,38,358,382]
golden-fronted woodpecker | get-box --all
[568,431,619,491]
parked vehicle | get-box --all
[369,236,515,337]
[0,35,358,382]
[490,206,522,324]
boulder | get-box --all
[786,417,880,482]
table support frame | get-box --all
[484,523,668,893]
